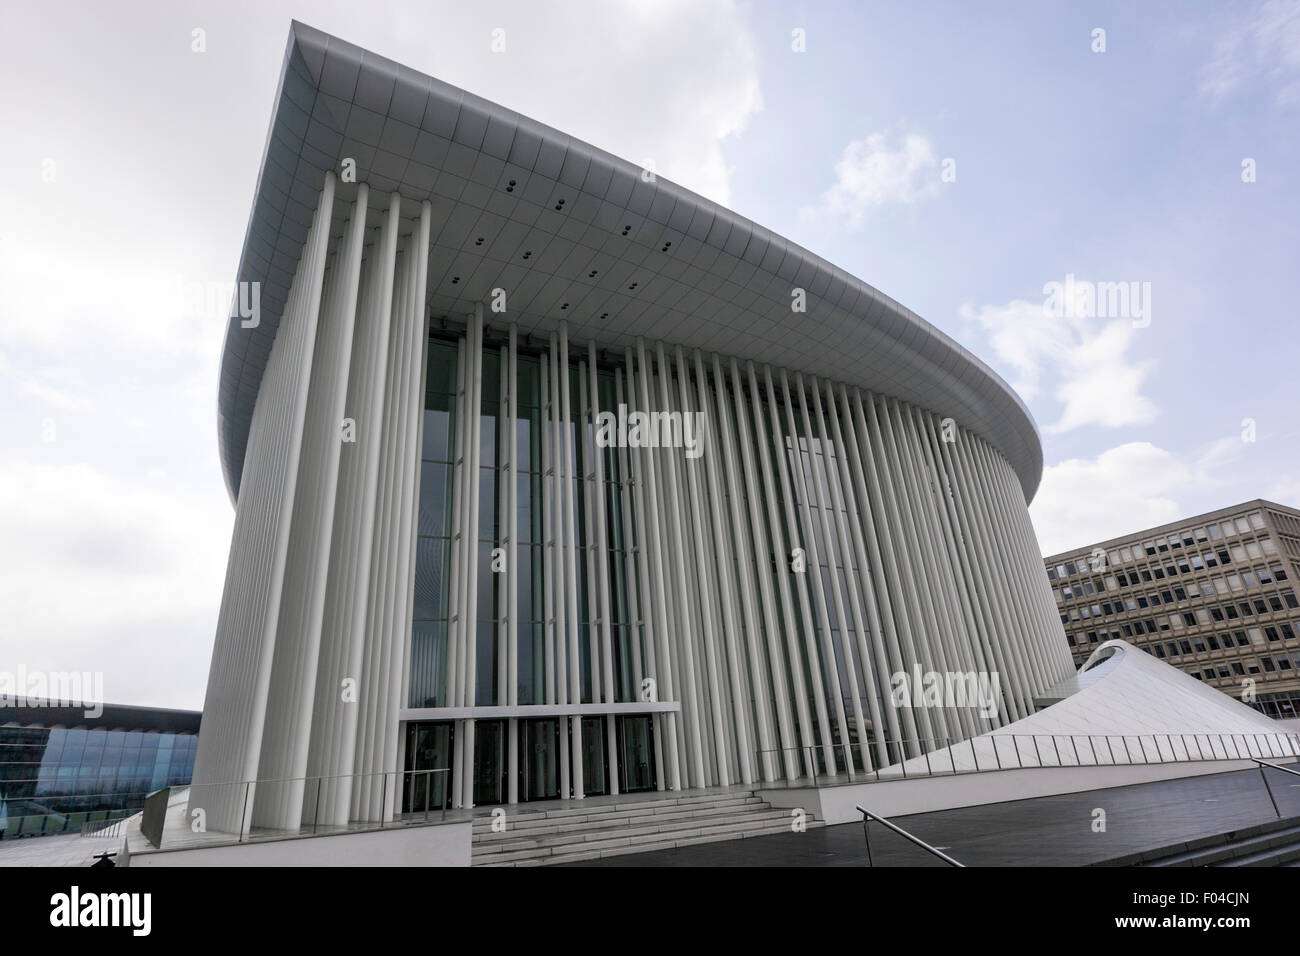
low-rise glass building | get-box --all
[0,702,200,839]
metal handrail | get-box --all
[754,729,1300,785]
[855,805,963,867]
[1250,757,1300,778]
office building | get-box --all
[1045,499,1300,721]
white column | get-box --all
[559,323,585,798]
[748,363,820,778]
[823,382,904,763]
[632,344,682,790]
[945,424,1035,715]
[693,350,755,784]
[849,388,934,756]
[258,181,366,831]
[366,201,432,821]
[587,342,620,793]
[674,348,731,785]
[190,172,337,834]
[712,354,779,780]
[446,334,468,807]
[928,411,1025,723]
[507,323,520,803]
[911,406,1003,728]
[614,367,660,789]
[763,365,838,775]
[653,342,708,787]
[547,335,570,797]
[459,306,484,809]
[794,372,869,773]
[878,399,964,742]
[307,189,401,824]
[810,376,887,769]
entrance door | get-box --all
[616,715,657,792]
[519,719,560,801]
[473,720,507,806]
[580,717,607,796]
[404,722,452,814]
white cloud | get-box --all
[0,461,230,709]
[802,131,940,225]
[1266,478,1300,506]
[961,296,1159,434]
[383,0,763,207]
[1031,443,1192,556]
[1030,433,1271,555]
[1201,0,1300,106]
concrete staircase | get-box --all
[1130,817,1300,867]
[471,788,819,866]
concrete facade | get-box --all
[1046,499,1300,720]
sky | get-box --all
[1,0,1297,709]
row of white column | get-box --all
[437,323,1072,803]
[191,176,434,832]
[194,162,1071,824]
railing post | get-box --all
[239,782,250,844]
[1260,766,1281,819]
[1032,735,1043,768]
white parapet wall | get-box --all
[123,819,471,867]
[765,639,1300,824]
[765,759,1271,825]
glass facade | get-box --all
[402,333,893,798]
[409,335,651,711]
[406,334,679,804]
[0,722,197,839]
[402,324,1070,804]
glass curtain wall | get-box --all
[409,333,648,711]
[409,330,914,790]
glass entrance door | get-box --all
[616,715,657,792]
[473,720,506,806]
[519,719,560,801]
[580,717,607,796]
[403,722,452,814]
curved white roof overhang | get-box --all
[217,21,1043,502]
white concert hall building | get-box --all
[193,22,1137,837]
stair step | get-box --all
[474,808,805,855]
[468,787,825,866]
[1149,823,1300,867]
[471,791,761,825]
[478,820,820,867]
[1217,840,1300,867]
[472,800,774,838]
